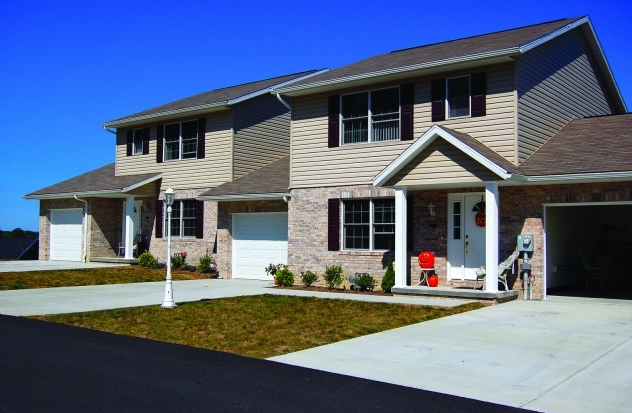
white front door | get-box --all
[448,193,486,280]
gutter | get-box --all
[74,195,89,263]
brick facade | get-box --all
[288,181,632,299]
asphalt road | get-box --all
[0,315,533,413]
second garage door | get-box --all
[232,213,288,280]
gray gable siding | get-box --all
[232,94,291,179]
[516,27,615,163]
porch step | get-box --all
[392,286,518,302]
[90,257,138,265]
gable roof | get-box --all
[273,17,624,111]
[102,70,327,127]
[520,114,632,178]
[198,156,290,201]
[24,164,162,199]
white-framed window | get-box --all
[168,200,196,237]
[343,198,395,250]
[447,75,470,118]
[132,128,143,155]
[164,120,197,161]
[341,87,400,144]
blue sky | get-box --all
[1,0,630,231]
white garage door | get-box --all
[232,213,288,280]
[50,209,83,261]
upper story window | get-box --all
[169,200,196,237]
[164,120,198,161]
[132,129,144,155]
[341,87,400,144]
[431,72,486,122]
[447,76,470,118]
[343,198,395,251]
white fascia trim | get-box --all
[527,171,632,183]
[519,17,588,53]
[197,192,290,201]
[24,190,123,200]
[274,48,520,94]
[121,174,163,192]
[228,69,331,105]
[101,102,228,127]
[373,125,512,187]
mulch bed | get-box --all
[276,285,393,296]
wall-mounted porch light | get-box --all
[427,202,436,216]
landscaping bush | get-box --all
[138,251,156,268]
[275,267,295,287]
[300,270,318,287]
[381,259,395,292]
[151,262,166,270]
[265,263,284,277]
[198,250,216,274]
[171,252,187,269]
[354,273,376,291]
[323,265,343,289]
[182,264,197,272]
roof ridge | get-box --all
[389,17,577,54]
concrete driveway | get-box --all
[271,296,632,413]
[0,260,127,272]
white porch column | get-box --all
[485,182,499,292]
[394,187,408,288]
[124,195,135,259]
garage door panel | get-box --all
[50,209,83,261]
[233,213,288,280]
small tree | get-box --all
[323,265,344,289]
[198,250,216,274]
[381,259,395,292]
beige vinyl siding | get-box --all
[291,64,516,189]
[115,111,233,191]
[516,27,614,162]
[127,180,160,197]
[233,94,290,179]
[385,139,499,187]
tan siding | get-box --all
[385,139,498,187]
[516,27,614,162]
[127,180,160,197]
[233,94,291,179]
[115,111,233,191]
[291,64,516,188]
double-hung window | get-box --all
[341,87,400,144]
[447,75,470,118]
[343,198,395,250]
[169,200,196,237]
[164,120,198,161]
[132,129,143,155]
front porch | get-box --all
[392,285,518,303]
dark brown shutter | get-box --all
[471,72,486,117]
[328,95,340,148]
[155,200,164,238]
[197,118,206,159]
[126,130,133,156]
[156,124,163,163]
[431,78,446,122]
[407,195,414,252]
[195,200,204,239]
[400,83,414,141]
[142,127,150,155]
[327,198,340,251]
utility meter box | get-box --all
[517,235,534,252]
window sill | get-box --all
[340,139,401,148]
[339,250,392,256]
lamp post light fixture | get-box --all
[161,186,176,308]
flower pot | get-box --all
[418,251,435,269]
[274,278,279,286]
[427,275,439,287]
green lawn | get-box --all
[33,295,483,359]
[0,266,206,290]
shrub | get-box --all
[151,262,166,270]
[182,264,197,272]
[354,273,376,291]
[381,259,395,292]
[275,266,295,287]
[198,250,216,274]
[323,265,344,289]
[138,251,156,268]
[300,270,319,287]
[171,252,187,269]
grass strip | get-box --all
[0,267,205,290]
[33,295,483,359]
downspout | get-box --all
[74,195,89,263]
[102,126,117,166]
[276,93,292,111]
